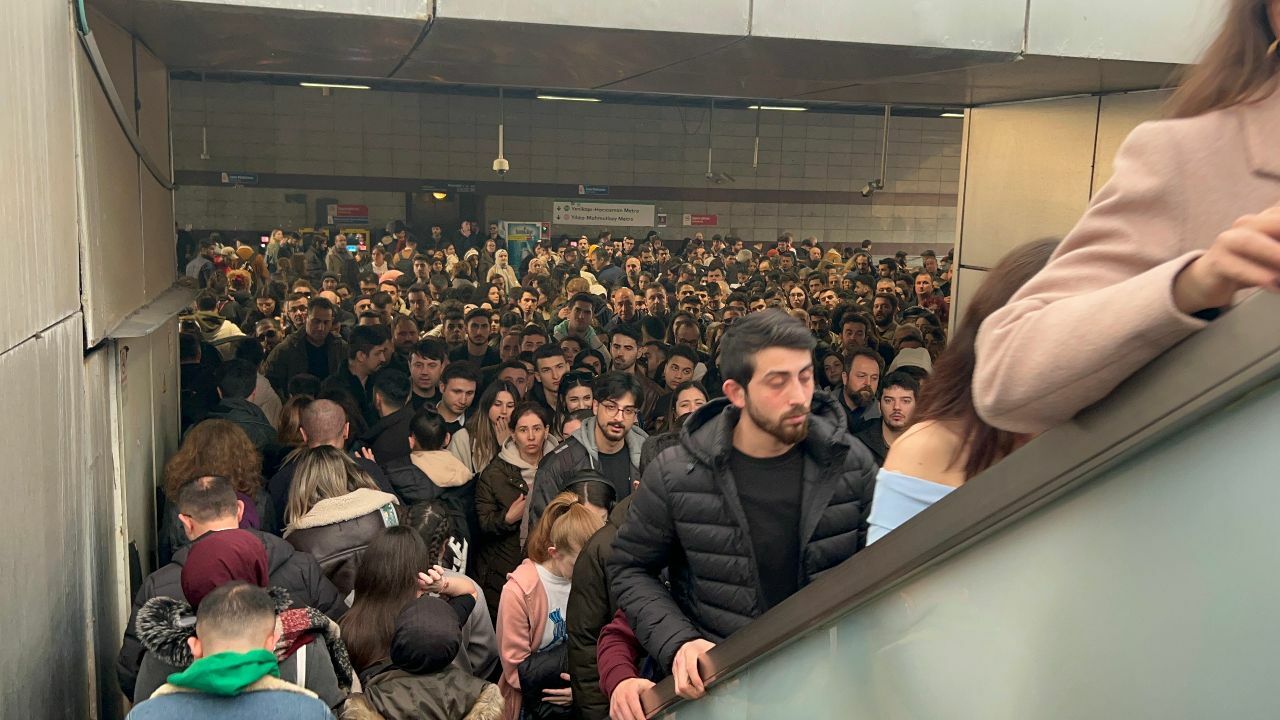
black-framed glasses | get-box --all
[599,400,639,420]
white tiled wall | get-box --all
[172,80,961,246]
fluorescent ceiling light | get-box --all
[940,112,965,118]
[300,82,370,90]
[749,105,807,111]
[537,94,600,102]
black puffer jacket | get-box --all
[117,529,347,700]
[608,394,876,670]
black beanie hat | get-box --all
[389,595,474,674]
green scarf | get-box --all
[167,649,280,696]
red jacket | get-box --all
[596,610,643,700]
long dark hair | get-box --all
[1168,0,1277,118]
[554,370,595,436]
[339,526,431,671]
[910,238,1058,479]
[463,380,520,472]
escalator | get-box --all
[645,293,1280,719]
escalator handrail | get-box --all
[643,291,1280,717]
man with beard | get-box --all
[609,310,875,700]
[871,292,900,337]
[840,348,883,430]
[528,372,648,528]
[853,371,919,465]
[385,315,420,376]
[449,307,501,367]
[320,323,393,427]
[643,283,670,328]
[608,324,661,426]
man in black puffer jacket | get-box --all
[609,310,876,700]
[116,476,347,701]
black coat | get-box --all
[473,457,526,619]
[852,418,889,467]
[205,397,277,450]
[566,497,630,720]
[608,394,876,670]
[382,456,478,552]
[117,529,347,700]
[359,404,415,466]
[263,331,348,398]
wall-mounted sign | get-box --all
[656,213,668,227]
[220,172,257,186]
[327,204,369,225]
[553,201,655,227]
[578,184,609,196]
[683,213,719,226]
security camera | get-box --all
[861,179,883,198]
[493,157,509,176]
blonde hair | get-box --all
[526,491,605,563]
[285,445,379,524]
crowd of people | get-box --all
[134,219,983,719]
[117,3,1280,714]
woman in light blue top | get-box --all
[868,238,1057,543]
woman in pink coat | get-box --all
[974,0,1280,433]
[495,491,605,720]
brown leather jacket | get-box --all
[286,488,401,598]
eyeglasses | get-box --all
[599,401,638,420]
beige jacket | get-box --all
[972,89,1280,433]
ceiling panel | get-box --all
[752,0,1026,51]
[89,0,425,75]
[87,0,1187,109]
[396,18,746,88]
[799,56,1182,106]
[600,37,1017,99]
[436,0,750,36]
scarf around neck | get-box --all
[167,649,279,696]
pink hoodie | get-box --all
[496,558,547,720]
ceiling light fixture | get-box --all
[940,112,965,118]
[431,191,448,200]
[537,94,600,103]
[748,105,807,111]
[300,82,371,90]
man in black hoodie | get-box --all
[609,310,876,700]
[207,359,276,449]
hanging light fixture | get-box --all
[432,191,448,200]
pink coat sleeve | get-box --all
[496,580,532,692]
[597,610,643,700]
[972,122,1210,434]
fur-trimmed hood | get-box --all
[137,587,293,669]
[136,587,353,692]
[284,488,399,536]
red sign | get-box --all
[327,204,370,225]
[684,213,718,226]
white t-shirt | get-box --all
[534,563,572,651]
